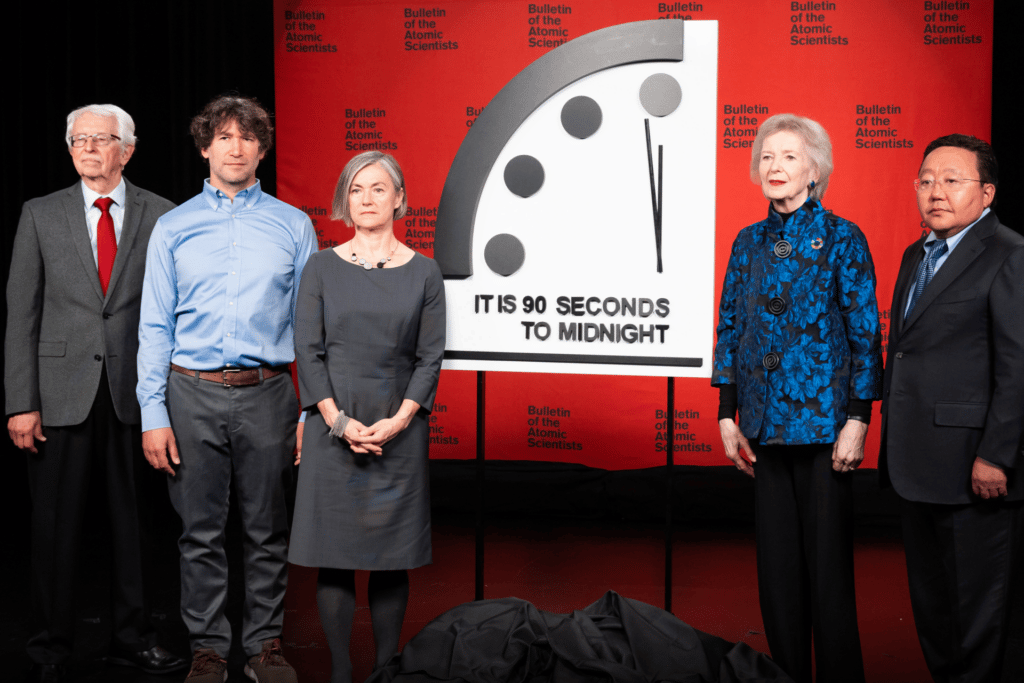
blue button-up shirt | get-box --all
[137,180,316,431]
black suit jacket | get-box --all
[879,211,1024,504]
[4,179,175,426]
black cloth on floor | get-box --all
[367,591,793,683]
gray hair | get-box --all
[749,113,833,201]
[66,104,137,150]
[331,151,408,226]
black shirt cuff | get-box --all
[717,384,738,421]
[847,399,872,423]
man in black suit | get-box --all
[880,134,1024,682]
[5,104,185,682]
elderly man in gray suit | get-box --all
[5,104,186,683]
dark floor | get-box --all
[283,522,933,683]
[2,463,1020,682]
[4,521,931,682]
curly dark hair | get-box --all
[190,94,274,156]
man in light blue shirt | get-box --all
[137,95,314,683]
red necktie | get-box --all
[95,197,116,295]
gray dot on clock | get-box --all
[503,155,545,198]
[560,96,602,139]
[639,73,682,117]
[484,234,525,276]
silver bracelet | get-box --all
[330,410,351,438]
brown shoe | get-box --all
[185,648,227,682]
[244,638,297,683]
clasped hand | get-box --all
[341,416,411,455]
[318,397,415,456]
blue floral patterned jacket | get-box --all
[712,198,883,445]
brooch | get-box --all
[810,237,824,250]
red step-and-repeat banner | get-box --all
[274,0,992,470]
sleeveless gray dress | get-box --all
[289,249,445,570]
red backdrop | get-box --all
[274,0,993,470]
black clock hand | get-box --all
[657,141,663,273]
[645,119,664,273]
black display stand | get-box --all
[471,371,678,612]
[475,371,486,601]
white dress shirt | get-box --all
[81,177,127,266]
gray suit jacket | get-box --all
[879,211,1024,504]
[5,180,175,426]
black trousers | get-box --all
[26,370,152,665]
[900,496,1023,683]
[752,443,865,683]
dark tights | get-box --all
[316,568,410,683]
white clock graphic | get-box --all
[437,19,719,378]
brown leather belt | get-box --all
[170,363,288,387]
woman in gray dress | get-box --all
[290,151,446,683]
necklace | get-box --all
[350,240,399,270]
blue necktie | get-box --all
[906,239,948,317]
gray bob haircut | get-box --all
[331,151,408,226]
[749,113,833,201]
[66,104,137,149]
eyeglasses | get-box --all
[914,177,982,193]
[69,133,121,148]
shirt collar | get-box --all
[81,177,126,210]
[924,207,990,252]
[765,197,820,235]
[202,178,263,211]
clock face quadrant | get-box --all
[438,20,719,378]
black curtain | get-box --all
[4,0,278,213]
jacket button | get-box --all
[773,240,792,258]
[763,352,780,370]
[103,313,111,319]
[767,297,786,315]
[895,352,903,359]
[94,355,102,362]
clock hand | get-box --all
[657,142,664,274]
[645,119,664,273]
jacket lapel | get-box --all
[64,183,105,302]
[894,238,924,333]
[106,179,142,299]
[901,214,994,333]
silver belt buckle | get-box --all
[221,367,242,386]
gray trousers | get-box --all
[166,369,297,658]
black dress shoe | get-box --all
[26,663,65,683]
[106,645,188,674]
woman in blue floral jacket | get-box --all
[712,114,882,683]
